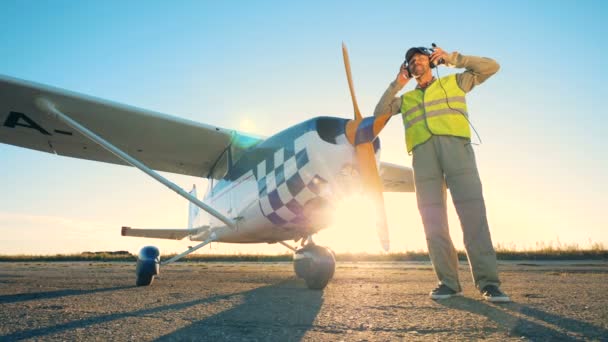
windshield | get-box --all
[209,149,229,180]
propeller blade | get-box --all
[356,143,390,251]
[342,42,362,120]
[342,42,389,251]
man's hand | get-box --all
[396,63,411,85]
[430,46,449,66]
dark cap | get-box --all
[405,46,432,63]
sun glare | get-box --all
[239,118,256,133]
[315,195,381,253]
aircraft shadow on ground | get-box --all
[156,279,323,341]
[0,286,133,304]
[439,297,608,340]
[2,279,322,341]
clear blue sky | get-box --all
[1,0,606,254]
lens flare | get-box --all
[315,195,379,253]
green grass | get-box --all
[492,240,607,261]
[1,243,606,262]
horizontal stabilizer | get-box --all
[121,226,200,240]
[379,162,415,192]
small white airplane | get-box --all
[0,45,413,289]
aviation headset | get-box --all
[403,43,442,74]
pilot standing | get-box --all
[374,45,510,302]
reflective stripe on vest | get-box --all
[401,74,471,152]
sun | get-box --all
[239,118,256,133]
[315,195,382,253]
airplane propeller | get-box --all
[341,43,392,252]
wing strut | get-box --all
[35,98,236,230]
[162,237,216,265]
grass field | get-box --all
[1,242,606,262]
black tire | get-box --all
[135,258,158,287]
[136,273,154,286]
[294,257,311,278]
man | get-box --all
[374,45,510,302]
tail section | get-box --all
[188,184,200,229]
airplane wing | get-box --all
[0,74,262,177]
[121,227,194,240]
[379,162,415,192]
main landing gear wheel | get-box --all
[136,246,160,286]
[293,244,336,290]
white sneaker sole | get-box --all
[430,292,462,300]
[484,295,511,303]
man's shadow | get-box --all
[156,279,323,341]
[439,297,608,341]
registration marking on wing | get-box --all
[3,111,73,136]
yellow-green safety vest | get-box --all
[401,74,471,152]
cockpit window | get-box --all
[209,149,229,180]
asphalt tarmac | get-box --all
[0,261,607,341]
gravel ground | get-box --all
[0,261,606,341]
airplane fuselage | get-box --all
[192,117,380,244]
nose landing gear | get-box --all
[293,244,336,290]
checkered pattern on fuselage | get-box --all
[255,134,327,226]
[253,129,379,227]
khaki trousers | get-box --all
[412,135,500,291]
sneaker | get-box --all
[429,284,462,300]
[481,285,511,302]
